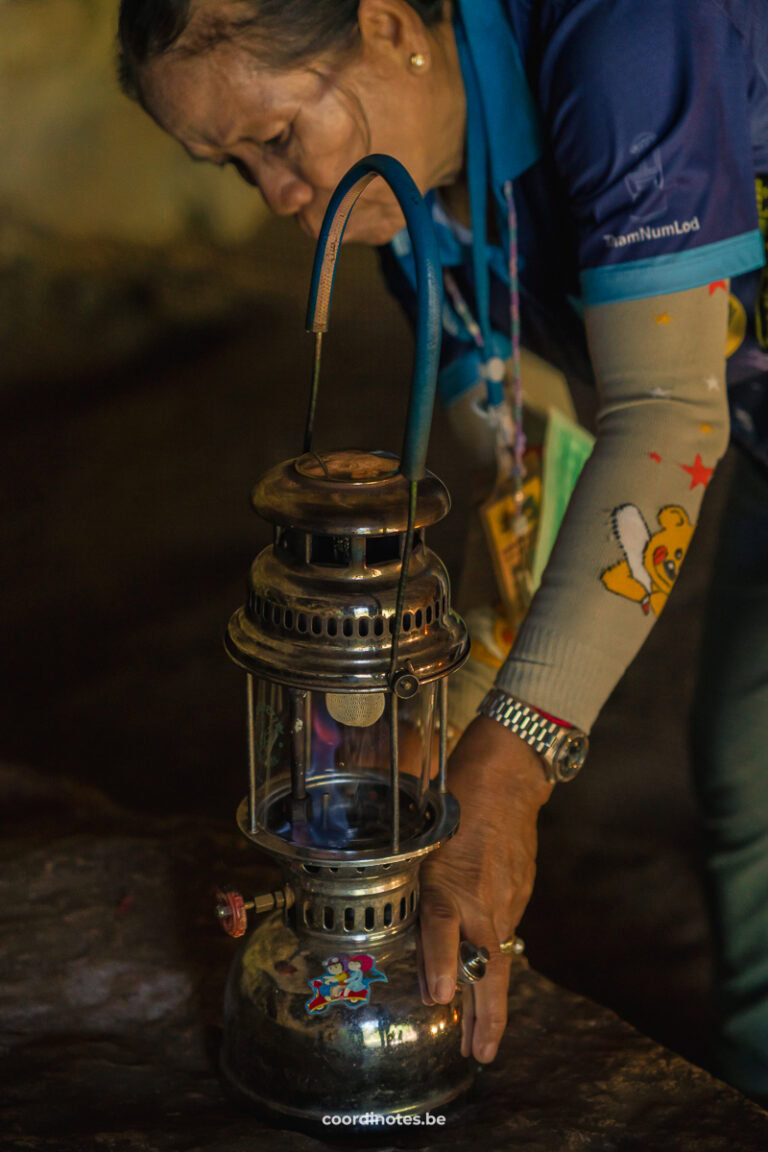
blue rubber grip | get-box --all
[305,155,443,482]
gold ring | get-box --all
[499,935,525,956]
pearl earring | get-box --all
[409,52,427,70]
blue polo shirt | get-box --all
[381,0,768,467]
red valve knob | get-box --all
[216,890,248,938]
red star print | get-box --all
[708,280,728,295]
[680,454,714,489]
[649,452,662,463]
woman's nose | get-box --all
[257,161,314,217]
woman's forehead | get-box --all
[142,46,304,148]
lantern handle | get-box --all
[304,154,443,483]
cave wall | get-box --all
[0,0,271,385]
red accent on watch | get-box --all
[531,707,572,729]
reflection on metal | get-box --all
[360,1017,420,1050]
[221,913,474,1122]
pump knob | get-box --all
[216,890,248,938]
[215,886,295,937]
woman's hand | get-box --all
[418,715,553,1062]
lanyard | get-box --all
[448,16,527,495]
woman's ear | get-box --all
[357,0,432,72]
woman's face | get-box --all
[140,17,464,245]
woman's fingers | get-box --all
[419,883,461,1003]
[460,984,475,1058]
[415,720,551,1062]
[420,872,516,1064]
[421,893,515,1062]
[415,928,435,1006]
[469,951,513,1062]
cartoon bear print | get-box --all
[601,504,694,617]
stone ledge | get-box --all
[1,765,766,1151]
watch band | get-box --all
[477,687,588,783]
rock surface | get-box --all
[1,765,766,1152]
[0,0,277,387]
[0,0,262,246]
[0,214,311,385]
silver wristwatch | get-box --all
[477,688,588,783]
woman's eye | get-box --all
[264,125,293,152]
[224,156,255,185]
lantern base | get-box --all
[220,1056,474,1126]
[220,911,475,1125]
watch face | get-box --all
[554,732,588,781]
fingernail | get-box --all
[434,976,455,1003]
[478,1044,497,1064]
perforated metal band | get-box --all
[477,688,587,783]
[479,688,561,752]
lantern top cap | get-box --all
[295,450,401,484]
[252,449,450,535]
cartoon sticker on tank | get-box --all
[305,953,387,1014]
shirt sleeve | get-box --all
[536,0,765,305]
[494,283,730,731]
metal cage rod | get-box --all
[390,692,400,855]
[438,677,448,795]
[388,479,418,686]
[247,674,258,833]
[264,682,277,807]
[290,689,311,833]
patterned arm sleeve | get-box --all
[494,283,730,731]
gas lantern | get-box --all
[216,156,485,1124]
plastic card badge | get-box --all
[531,407,595,591]
[480,450,541,634]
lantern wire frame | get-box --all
[239,157,452,860]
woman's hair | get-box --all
[117,0,446,97]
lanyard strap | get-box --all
[450,12,526,492]
[504,181,526,477]
[454,16,495,372]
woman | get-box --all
[118,0,768,1097]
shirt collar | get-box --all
[453,0,541,191]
